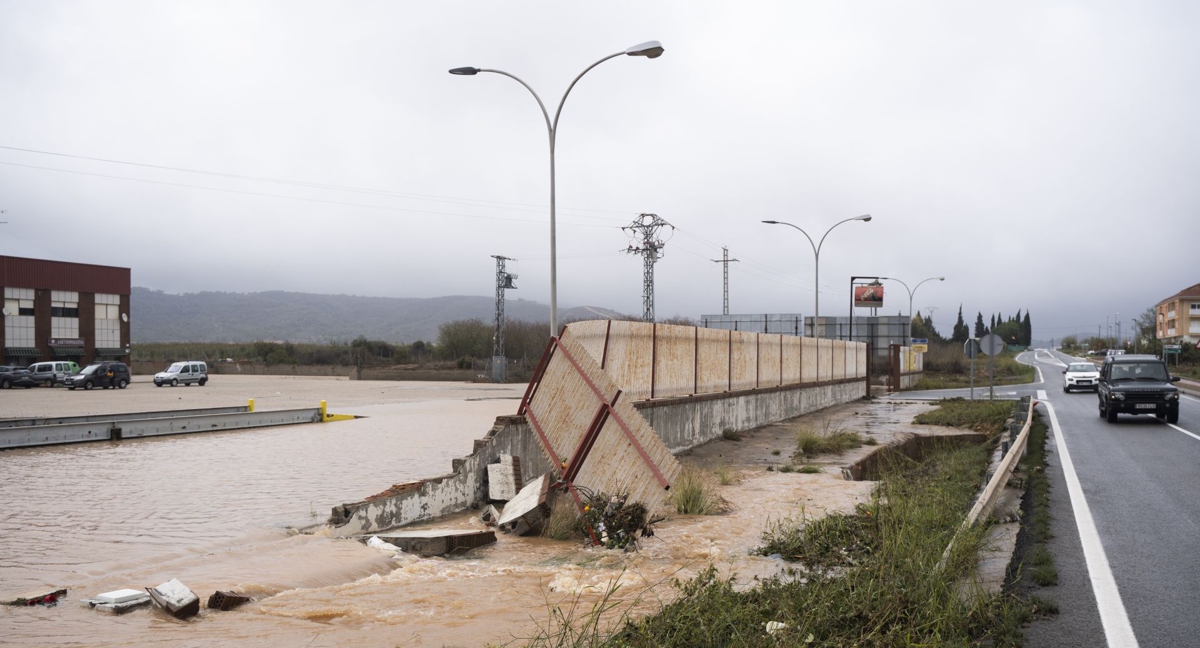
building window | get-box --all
[95,293,121,348]
[1191,302,1200,314]
[50,290,80,339]
[4,287,36,348]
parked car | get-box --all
[65,362,131,391]
[26,361,81,387]
[1097,354,1181,423]
[0,365,37,389]
[1062,363,1101,393]
[153,361,208,387]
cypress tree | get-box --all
[975,312,987,338]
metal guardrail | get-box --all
[0,406,249,429]
[0,407,323,450]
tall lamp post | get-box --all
[450,41,665,337]
[762,215,872,340]
[879,276,945,338]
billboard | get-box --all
[853,284,884,308]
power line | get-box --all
[0,144,630,220]
[623,213,672,323]
[0,161,617,229]
[711,247,739,315]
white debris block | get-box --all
[496,473,550,535]
[487,454,522,501]
[152,579,196,609]
[96,589,146,605]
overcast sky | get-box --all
[2,1,1197,342]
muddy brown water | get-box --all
[0,381,948,647]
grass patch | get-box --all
[777,464,795,473]
[797,465,822,474]
[914,397,1015,436]
[542,501,579,541]
[794,426,863,459]
[1030,563,1059,587]
[913,344,1037,390]
[670,469,731,515]
[770,449,781,456]
[593,440,1039,646]
[721,429,742,442]
[713,465,738,485]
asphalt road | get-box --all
[898,349,1200,647]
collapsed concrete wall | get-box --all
[327,321,872,537]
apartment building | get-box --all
[1155,282,1200,345]
[1,255,131,366]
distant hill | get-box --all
[129,287,628,343]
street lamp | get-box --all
[762,215,872,340]
[879,276,945,338]
[451,41,665,337]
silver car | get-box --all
[27,361,80,387]
[153,361,209,387]
[1063,362,1101,393]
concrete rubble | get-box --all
[496,473,552,536]
[486,454,523,501]
[207,590,251,611]
[82,589,151,614]
[146,578,199,619]
[369,529,497,557]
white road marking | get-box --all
[1164,421,1200,442]
[1038,389,1048,401]
[1037,350,1068,368]
[1043,401,1139,648]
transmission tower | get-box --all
[491,256,517,379]
[710,247,738,315]
[622,213,673,323]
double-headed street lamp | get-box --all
[451,41,665,337]
[762,215,872,339]
[879,276,945,335]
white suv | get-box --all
[154,361,209,387]
[1063,362,1101,393]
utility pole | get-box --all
[710,247,738,315]
[491,255,517,381]
[622,213,672,323]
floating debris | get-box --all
[146,579,199,619]
[82,589,150,614]
[207,590,251,611]
[4,587,66,607]
[369,529,496,557]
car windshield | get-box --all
[167,362,186,372]
[1067,364,1095,373]
[1109,363,1170,381]
[80,365,101,375]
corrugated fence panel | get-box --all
[564,320,609,367]
[696,327,730,393]
[801,336,818,383]
[600,321,654,401]
[730,331,757,391]
[782,335,803,385]
[759,334,782,388]
[858,342,868,378]
[832,340,847,381]
[527,346,600,464]
[653,323,696,399]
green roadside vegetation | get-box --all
[914,397,1016,437]
[913,342,1036,391]
[522,399,1056,647]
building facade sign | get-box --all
[48,337,85,347]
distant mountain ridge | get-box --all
[130,287,628,343]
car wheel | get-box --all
[67,386,75,391]
[1168,409,1180,424]
[199,378,207,386]
[45,378,54,388]
[0,379,9,389]
[171,378,178,387]
[1106,406,1118,423]
[117,379,128,389]
[83,381,94,391]
[155,382,162,388]
[1098,401,1105,418]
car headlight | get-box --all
[1169,392,1179,401]
[1113,393,1125,401]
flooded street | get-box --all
[0,378,932,647]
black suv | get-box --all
[1097,354,1181,424]
[65,362,131,391]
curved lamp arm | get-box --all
[552,52,624,136]
[477,69,554,145]
[817,215,871,257]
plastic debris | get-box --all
[83,590,151,614]
[765,621,788,635]
[97,589,145,605]
[146,579,199,619]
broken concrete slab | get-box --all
[369,529,497,557]
[146,579,199,619]
[207,590,251,611]
[3,587,66,606]
[497,473,551,536]
[487,454,523,501]
[83,590,151,614]
[480,504,501,526]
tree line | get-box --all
[913,306,1034,347]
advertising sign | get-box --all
[48,338,84,347]
[911,338,928,353]
[853,284,884,308]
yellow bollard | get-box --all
[320,400,328,420]
[248,398,255,412]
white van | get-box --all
[27,361,81,387]
[154,361,209,387]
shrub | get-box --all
[670,469,731,515]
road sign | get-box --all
[979,333,1004,356]
[911,338,928,353]
[1164,344,1182,351]
[964,339,980,359]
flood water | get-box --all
[0,378,883,647]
